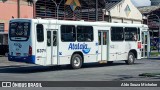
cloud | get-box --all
[131,0,151,7]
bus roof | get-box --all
[10,18,148,28]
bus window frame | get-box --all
[77,26,94,42]
[111,27,124,41]
[124,27,138,41]
[36,24,44,42]
[61,25,76,42]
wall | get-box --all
[0,0,33,32]
[123,19,132,23]
[109,0,142,23]
[112,18,122,23]
[0,0,33,45]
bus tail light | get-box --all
[138,42,142,49]
[28,46,32,56]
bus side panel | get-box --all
[34,23,47,66]
[116,41,127,60]
[83,27,98,63]
[59,56,71,65]
[109,42,117,61]
[58,42,75,65]
[137,49,141,59]
[58,42,98,65]
[83,42,98,63]
[58,26,98,65]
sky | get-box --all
[131,0,151,7]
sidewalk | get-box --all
[148,56,160,60]
[0,56,8,62]
[0,56,29,67]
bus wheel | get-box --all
[71,54,82,69]
[125,52,135,65]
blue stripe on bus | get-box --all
[8,55,35,64]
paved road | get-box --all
[0,57,160,81]
[0,57,160,90]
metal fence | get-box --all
[35,0,105,21]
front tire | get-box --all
[71,54,83,69]
[125,52,135,65]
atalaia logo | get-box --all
[65,0,81,11]
[68,43,91,54]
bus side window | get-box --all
[142,32,144,44]
[125,27,138,41]
[103,32,107,45]
[77,26,93,42]
[36,24,44,42]
[53,31,57,46]
[47,31,51,46]
[61,25,76,42]
[98,32,101,45]
[111,27,124,41]
[137,28,140,41]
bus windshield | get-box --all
[9,22,31,41]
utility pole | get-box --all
[33,0,38,18]
[17,0,20,18]
[96,0,98,21]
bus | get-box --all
[8,19,150,69]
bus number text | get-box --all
[37,49,46,53]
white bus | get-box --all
[8,19,150,69]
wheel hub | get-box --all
[74,57,80,67]
[129,55,133,62]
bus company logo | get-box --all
[14,43,22,48]
[68,43,91,54]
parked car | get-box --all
[0,45,8,56]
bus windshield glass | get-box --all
[9,22,31,41]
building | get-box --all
[0,0,33,45]
[138,6,160,37]
[35,0,106,21]
[150,0,160,6]
[35,0,142,24]
[0,0,143,45]
[104,0,142,23]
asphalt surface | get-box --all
[0,57,160,90]
[0,57,160,81]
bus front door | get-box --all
[98,30,109,62]
[141,31,150,58]
[46,29,58,65]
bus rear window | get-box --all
[9,22,30,41]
